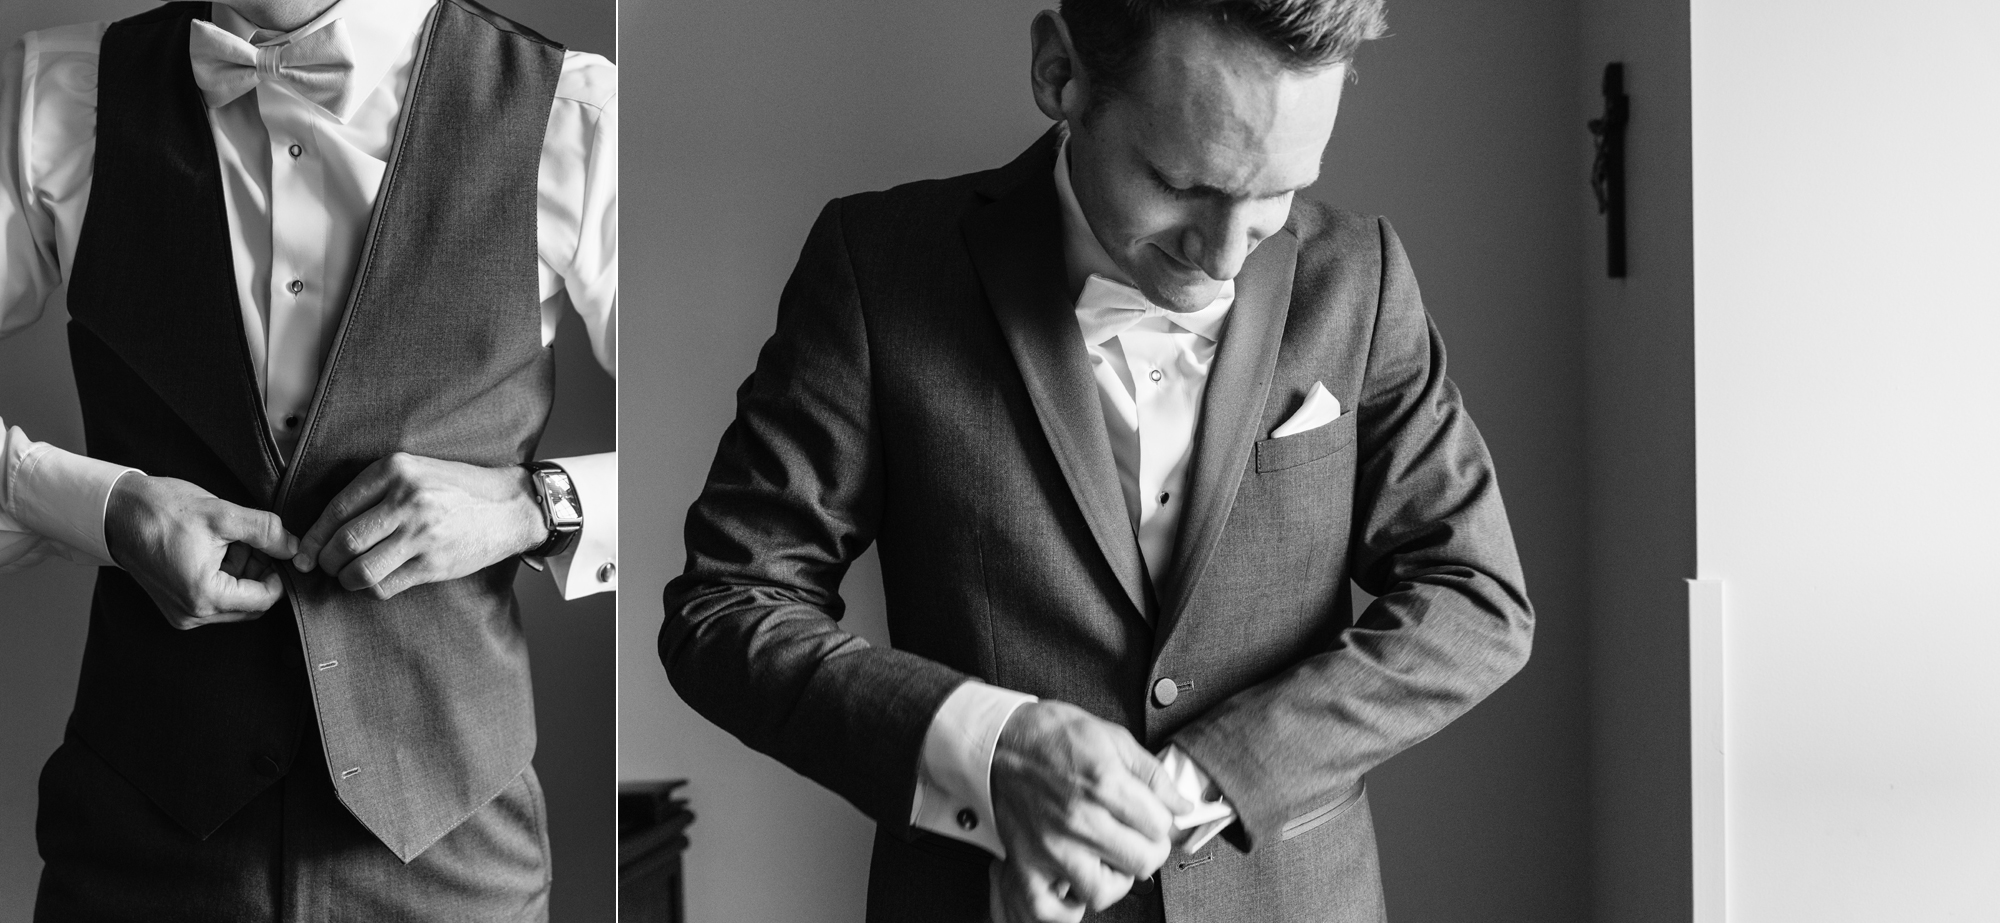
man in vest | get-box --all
[0,0,615,917]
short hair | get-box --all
[1059,0,1388,96]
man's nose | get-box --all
[1184,203,1266,282]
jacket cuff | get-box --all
[1171,722,1287,852]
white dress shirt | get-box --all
[0,0,617,597]
[910,130,1235,858]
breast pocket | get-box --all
[1254,412,1357,472]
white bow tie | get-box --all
[1073,274,1234,346]
[188,18,359,117]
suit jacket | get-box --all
[661,129,1534,923]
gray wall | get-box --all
[621,1,1595,920]
[1577,1,1697,921]
[0,3,615,921]
[1312,2,1591,919]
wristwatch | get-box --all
[523,461,583,559]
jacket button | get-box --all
[1131,873,1158,896]
[256,755,281,777]
[1152,677,1180,707]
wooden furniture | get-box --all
[619,780,693,923]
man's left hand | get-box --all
[293,453,545,599]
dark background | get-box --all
[0,2,617,920]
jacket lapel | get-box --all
[961,133,1150,619]
[1156,230,1300,640]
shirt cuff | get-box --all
[2,425,138,568]
[910,680,1037,859]
[1158,744,1236,854]
[528,452,615,599]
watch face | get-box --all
[537,471,583,526]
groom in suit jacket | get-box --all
[662,1,1532,920]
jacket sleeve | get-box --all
[1171,218,1535,852]
[659,198,968,829]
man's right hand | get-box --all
[104,474,298,630]
[988,700,1194,922]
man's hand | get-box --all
[988,701,1194,922]
[104,474,298,630]
[293,453,545,600]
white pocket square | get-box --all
[1270,382,1341,439]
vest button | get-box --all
[1152,677,1180,707]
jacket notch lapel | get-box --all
[961,137,1150,620]
[1155,231,1300,641]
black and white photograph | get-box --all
[0,0,615,918]
[619,0,1996,922]
[1,0,1996,920]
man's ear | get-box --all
[1029,10,1086,123]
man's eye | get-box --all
[1150,169,1195,198]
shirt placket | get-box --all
[254,77,330,458]
[1125,321,1195,585]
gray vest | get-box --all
[63,0,563,860]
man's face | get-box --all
[1061,17,1346,312]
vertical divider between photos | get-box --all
[1688,578,1726,922]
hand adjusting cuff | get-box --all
[522,461,582,559]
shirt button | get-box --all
[282,413,301,429]
[1158,491,1170,505]
[1149,369,1164,382]
[288,143,303,158]
[956,808,978,831]
[596,561,616,584]
[288,279,304,294]
[1153,677,1180,707]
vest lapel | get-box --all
[1155,230,1299,642]
[66,3,280,501]
[962,136,1150,620]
